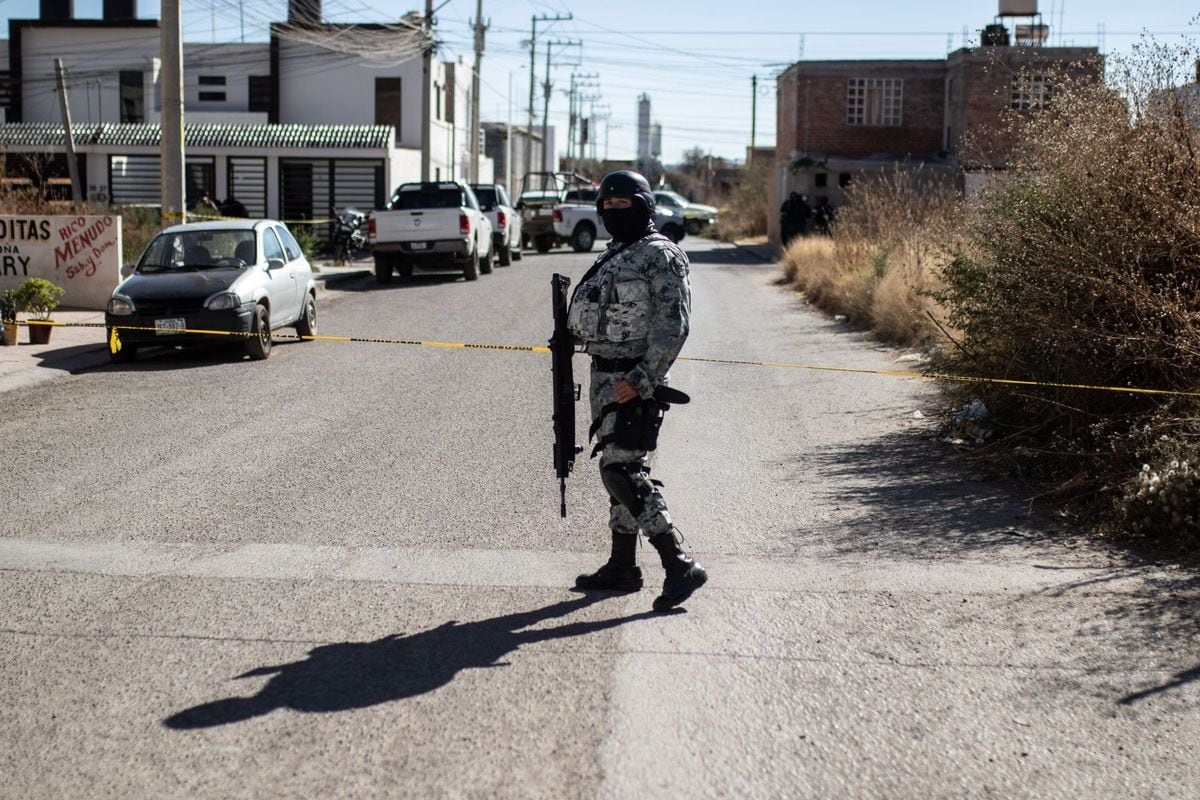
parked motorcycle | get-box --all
[330,207,368,265]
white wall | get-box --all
[20,27,159,124]
[277,40,425,146]
[183,43,270,114]
[19,29,271,125]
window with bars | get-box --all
[1011,74,1052,110]
[846,78,903,126]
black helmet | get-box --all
[596,170,655,215]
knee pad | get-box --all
[601,462,648,518]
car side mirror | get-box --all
[267,258,285,271]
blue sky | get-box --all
[3,0,1198,162]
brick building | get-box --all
[770,39,1101,243]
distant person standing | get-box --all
[780,192,812,244]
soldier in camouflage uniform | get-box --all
[567,170,707,612]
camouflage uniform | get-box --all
[567,232,691,537]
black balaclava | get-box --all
[602,202,654,243]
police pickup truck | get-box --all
[552,192,687,252]
[368,181,494,282]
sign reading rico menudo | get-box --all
[0,215,123,311]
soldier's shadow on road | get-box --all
[163,594,654,730]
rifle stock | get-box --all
[550,274,581,517]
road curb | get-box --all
[0,342,110,396]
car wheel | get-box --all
[570,223,595,253]
[398,258,413,278]
[107,328,137,363]
[685,219,703,236]
[245,304,272,360]
[479,239,494,275]
[535,233,553,253]
[374,253,393,284]
[663,223,684,244]
[512,244,523,261]
[498,242,512,266]
[296,293,317,339]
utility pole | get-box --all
[420,0,434,181]
[53,59,82,203]
[540,40,553,172]
[469,0,488,183]
[160,0,185,223]
[564,69,595,172]
[524,13,570,186]
[750,74,757,165]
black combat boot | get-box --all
[647,529,707,611]
[575,532,643,592]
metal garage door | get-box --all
[227,157,266,218]
[109,155,160,204]
[332,160,384,212]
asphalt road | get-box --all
[2,239,1198,798]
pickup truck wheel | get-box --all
[685,219,703,236]
[498,242,512,266]
[479,240,494,275]
[244,304,272,360]
[534,233,553,253]
[462,249,480,281]
[398,258,413,278]
[374,253,394,284]
[570,223,596,253]
[512,245,523,261]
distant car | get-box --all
[105,219,318,363]
[470,183,523,266]
[654,190,719,236]
[553,203,686,252]
[515,171,593,253]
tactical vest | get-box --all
[567,233,670,344]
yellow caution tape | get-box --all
[18,319,1200,399]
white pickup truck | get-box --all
[552,199,687,252]
[368,181,494,283]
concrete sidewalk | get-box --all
[0,262,367,396]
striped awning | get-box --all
[0,122,394,150]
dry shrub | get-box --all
[0,189,163,265]
[934,40,1200,550]
[712,158,770,240]
[781,167,959,344]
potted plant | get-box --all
[15,278,64,345]
[0,289,18,346]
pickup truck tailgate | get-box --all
[372,209,461,241]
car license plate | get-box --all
[410,242,429,251]
[155,317,186,335]
[536,209,551,216]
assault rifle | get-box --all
[550,273,582,517]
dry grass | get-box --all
[712,158,770,241]
[780,169,959,345]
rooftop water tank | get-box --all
[999,0,1038,16]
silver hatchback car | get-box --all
[105,219,318,362]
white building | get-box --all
[0,0,493,219]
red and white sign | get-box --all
[0,214,123,311]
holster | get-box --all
[591,385,690,456]
[612,398,667,451]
